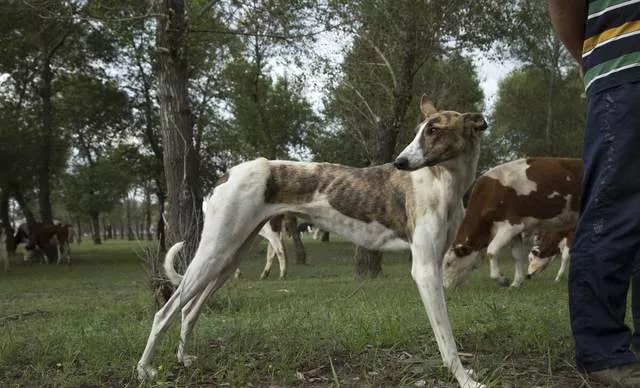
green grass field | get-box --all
[0,238,613,387]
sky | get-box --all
[473,55,518,112]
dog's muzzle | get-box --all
[394,157,410,170]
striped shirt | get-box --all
[582,0,640,93]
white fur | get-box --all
[397,122,428,167]
[485,159,537,196]
[138,135,485,388]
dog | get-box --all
[136,96,488,388]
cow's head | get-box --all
[442,243,482,289]
[394,95,487,171]
[526,231,565,278]
[527,246,556,278]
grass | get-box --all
[0,237,614,387]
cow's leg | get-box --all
[555,244,570,282]
[411,219,484,388]
[487,224,524,287]
[509,235,529,287]
[56,244,62,265]
[273,232,287,279]
[260,243,275,279]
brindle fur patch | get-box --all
[265,163,414,240]
[454,158,582,250]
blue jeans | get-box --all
[570,80,640,372]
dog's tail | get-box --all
[163,241,185,286]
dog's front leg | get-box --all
[411,220,485,388]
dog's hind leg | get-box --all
[176,230,261,366]
[176,281,220,367]
[137,256,218,381]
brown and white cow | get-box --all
[443,157,582,288]
[24,223,72,265]
[527,229,574,282]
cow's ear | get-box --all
[454,243,473,257]
[463,113,487,132]
[420,95,437,119]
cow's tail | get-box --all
[163,241,185,286]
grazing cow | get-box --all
[137,98,488,388]
[527,229,574,282]
[443,157,582,288]
[24,223,72,265]
[0,228,8,272]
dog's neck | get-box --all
[428,137,481,199]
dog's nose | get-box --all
[394,157,409,170]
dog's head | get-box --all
[394,95,487,171]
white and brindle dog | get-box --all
[137,97,488,388]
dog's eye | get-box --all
[426,126,439,136]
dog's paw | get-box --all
[509,280,524,288]
[179,354,197,367]
[137,364,158,381]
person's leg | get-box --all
[570,81,640,373]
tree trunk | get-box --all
[37,52,54,225]
[90,213,101,244]
[102,216,108,241]
[126,198,135,240]
[0,191,15,254]
[545,40,561,156]
[155,0,202,258]
[354,246,383,278]
[145,187,152,240]
[156,188,166,251]
[75,219,82,244]
[284,214,306,264]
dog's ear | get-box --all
[463,113,488,132]
[420,95,437,119]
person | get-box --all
[548,0,640,386]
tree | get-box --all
[494,0,582,158]
[490,67,584,160]
[0,0,121,224]
[55,73,132,243]
[321,0,504,276]
[63,149,135,244]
